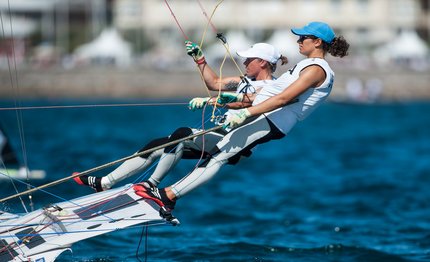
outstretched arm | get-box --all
[222,65,325,129]
[247,65,325,116]
[185,41,242,91]
[198,64,242,92]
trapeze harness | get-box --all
[170,58,335,198]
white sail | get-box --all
[0,125,46,180]
[0,125,19,167]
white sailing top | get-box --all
[252,58,335,134]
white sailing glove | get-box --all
[189,97,210,111]
[217,93,244,105]
[222,108,251,130]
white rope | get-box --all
[0,102,188,111]
[0,3,31,213]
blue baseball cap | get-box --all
[291,21,335,43]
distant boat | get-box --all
[0,124,46,180]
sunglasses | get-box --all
[297,35,317,42]
[244,57,261,64]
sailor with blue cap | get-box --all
[291,21,336,43]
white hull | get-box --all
[0,184,171,261]
[0,168,46,180]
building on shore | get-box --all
[0,0,429,70]
[115,0,430,48]
[2,0,430,52]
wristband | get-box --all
[196,57,206,65]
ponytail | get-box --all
[323,35,350,58]
[269,54,289,73]
[279,55,289,65]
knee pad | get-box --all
[138,137,169,158]
[165,127,193,152]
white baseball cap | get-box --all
[236,43,281,64]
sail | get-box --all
[0,124,46,180]
[0,124,19,167]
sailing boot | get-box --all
[133,183,179,225]
[73,173,104,192]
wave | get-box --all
[155,242,414,262]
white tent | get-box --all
[373,30,429,61]
[142,28,186,70]
[74,28,132,67]
[1,15,37,38]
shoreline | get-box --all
[1,66,429,102]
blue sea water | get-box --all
[1,99,430,262]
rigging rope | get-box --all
[0,2,33,213]
[196,0,221,39]
[136,225,149,262]
[0,102,188,111]
[195,0,247,122]
[196,0,224,121]
[163,0,189,40]
[162,0,238,120]
[162,0,215,109]
[197,0,244,76]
